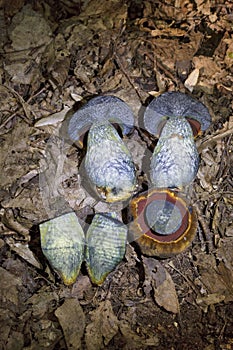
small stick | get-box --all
[193,202,214,254]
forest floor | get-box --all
[0,1,233,349]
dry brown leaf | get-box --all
[154,1,194,21]
[55,298,85,350]
[9,4,52,51]
[71,275,92,299]
[1,209,30,238]
[27,289,59,319]
[184,68,200,92]
[193,251,233,310]
[50,55,71,86]
[225,224,233,237]
[101,72,123,92]
[197,162,215,192]
[3,85,33,121]
[4,60,42,86]
[119,320,160,348]
[216,238,233,274]
[45,33,71,86]
[194,254,225,294]
[217,262,233,302]
[0,120,39,188]
[196,293,225,308]
[142,257,180,314]
[0,267,22,306]
[5,331,24,350]
[151,28,186,37]
[5,238,42,269]
[3,0,25,17]
[224,37,233,67]
[34,106,70,127]
[3,4,52,86]
[193,56,221,77]
[0,85,17,115]
[193,56,222,93]
[194,0,211,16]
[229,115,233,129]
[80,0,128,29]
[85,300,119,350]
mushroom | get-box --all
[40,212,85,285]
[143,92,211,188]
[143,91,211,138]
[150,116,199,188]
[68,95,137,202]
[39,211,127,285]
[86,212,128,285]
[68,95,135,144]
[129,188,197,258]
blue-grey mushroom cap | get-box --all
[150,117,199,188]
[144,91,211,136]
[68,95,135,142]
[86,212,128,285]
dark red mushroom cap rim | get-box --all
[154,117,201,138]
[130,189,191,243]
[187,118,202,137]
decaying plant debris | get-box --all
[0,0,232,349]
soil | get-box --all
[0,1,233,349]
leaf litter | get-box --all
[0,0,233,349]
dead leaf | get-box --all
[0,121,39,189]
[4,4,52,86]
[151,28,186,37]
[49,50,71,86]
[5,331,24,350]
[80,0,128,29]
[9,4,52,51]
[193,56,221,77]
[142,257,180,314]
[225,224,233,237]
[224,37,233,67]
[5,238,42,269]
[3,0,25,17]
[119,320,160,348]
[55,298,85,350]
[85,300,119,350]
[27,289,59,319]
[0,267,22,306]
[194,254,225,293]
[194,0,211,16]
[192,55,222,93]
[196,293,225,309]
[217,262,233,302]
[193,251,233,310]
[184,68,199,92]
[1,209,30,239]
[34,106,70,127]
[4,60,42,86]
